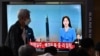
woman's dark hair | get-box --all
[62,16,72,28]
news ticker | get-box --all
[29,42,75,49]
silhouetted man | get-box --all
[5,9,35,56]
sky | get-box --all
[7,4,82,41]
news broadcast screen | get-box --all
[7,3,82,50]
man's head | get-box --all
[80,38,95,56]
[18,9,31,26]
[68,48,89,56]
[44,46,57,55]
[18,44,36,56]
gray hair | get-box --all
[18,44,36,56]
[18,9,30,19]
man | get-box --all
[5,9,36,56]
[18,44,37,56]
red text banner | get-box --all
[29,42,75,49]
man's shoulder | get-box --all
[10,24,18,29]
[9,22,20,31]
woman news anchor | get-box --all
[60,16,76,42]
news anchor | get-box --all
[60,16,76,42]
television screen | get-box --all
[7,3,82,49]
